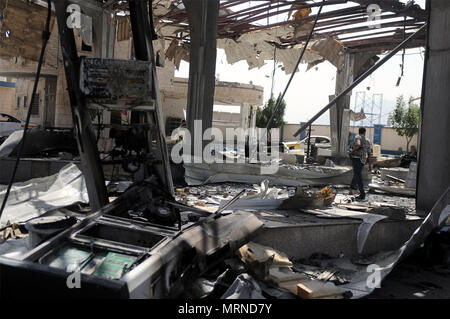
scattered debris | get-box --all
[236,241,352,299]
[369,182,416,197]
[296,279,351,299]
[380,167,409,182]
[279,186,335,210]
[0,222,27,242]
[184,162,368,187]
[221,273,265,299]
[368,207,407,221]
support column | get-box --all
[249,105,257,130]
[183,0,220,158]
[93,11,115,58]
[240,103,251,131]
[330,53,354,158]
[53,1,109,210]
[417,0,450,212]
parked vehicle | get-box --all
[300,135,331,150]
[281,136,331,154]
[0,112,39,143]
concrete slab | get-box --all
[252,209,422,260]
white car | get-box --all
[0,112,39,140]
[300,135,331,150]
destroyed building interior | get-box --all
[0,0,448,302]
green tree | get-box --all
[256,93,286,129]
[389,95,420,153]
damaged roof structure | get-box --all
[0,0,448,302]
[148,0,426,72]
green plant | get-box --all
[390,95,420,153]
[256,93,286,129]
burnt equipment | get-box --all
[53,0,174,210]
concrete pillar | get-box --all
[330,53,378,160]
[330,53,354,158]
[240,103,251,131]
[92,11,115,58]
[249,105,257,130]
[183,0,220,157]
[417,0,450,212]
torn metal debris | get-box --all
[0,0,448,304]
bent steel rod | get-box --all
[293,23,427,137]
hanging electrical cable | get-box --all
[265,0,325,130]
[270,1,279,98]
[270,45,277,98]
[397,16,407,86]
[0,0,52,220]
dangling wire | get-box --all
[270,45,277,98]
[397,17,407,86]
[270,1,279,98]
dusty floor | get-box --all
[369,227,450,299]
[369,262,450,299]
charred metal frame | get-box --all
[128,0,174,195]
[53,0,174,209]
[293,23,428,137]
[147,0,427,52]
[99,1,427,53]
[4,184,263,298]
[53,0,109,210]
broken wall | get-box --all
[0,86,15,115]
[0,0,55,62]
[13,77,46,125]
[0,17,71,128]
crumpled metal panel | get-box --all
[309,37,345,70]
[340,187,450,298]
[0,163,88,227]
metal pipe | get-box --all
[293,23,428,137]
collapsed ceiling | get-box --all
[125,0,427,73]
[0,0,427,73]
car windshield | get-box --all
[316,137,329,143]
[0,114,19,122]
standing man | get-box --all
[349,127,372,200]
